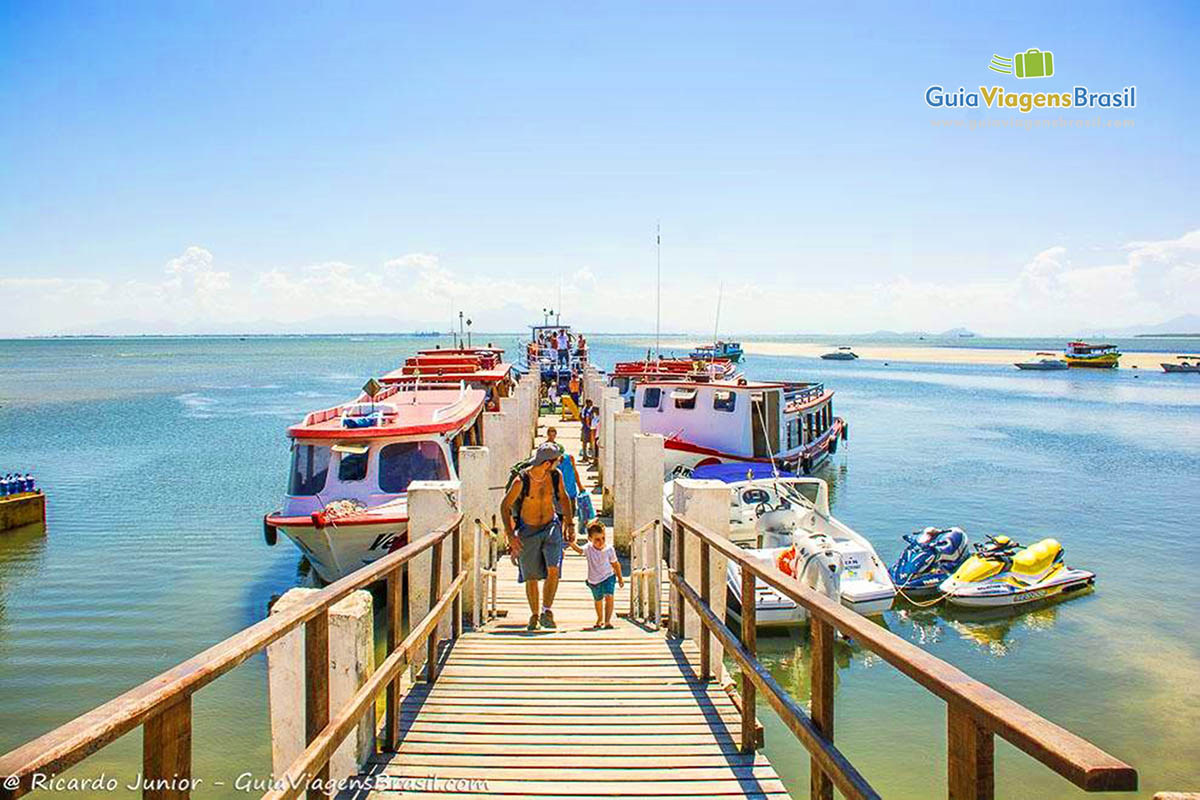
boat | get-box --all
[1014,352,1068,370]
[527,323,588,391]
[608,357,740,408]
[663,467,893,625]
[1161,355,1200,373]
[1063,341,1120,368]
[263,380,487,583]
[820,346,859,361]
[889,527,969,597]
[689,340,743,363]
[634,377,846,476]
[379,346,515,411]
[939,535,1095,608]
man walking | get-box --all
[501,442,574,630]
[580,399,597,460]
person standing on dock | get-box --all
[501,443,574,631]
[546,427,589,541]
[556,329,569,367]
[580,399,597,460]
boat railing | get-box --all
[668,512,1137,800]
[783,382,826,406]
[0,514,468,800]
[628,519,662,628]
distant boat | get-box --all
[411,331,441,337]
[1064,341,1121,369]
[690,340,743,363]
[1015,352,1068,371]
[1161,355,1200,373]
[820,346,859,361]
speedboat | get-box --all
[820,346,859,361]
[939,535,1094,608]
[1015,353,1068,370]
[889,527,969,597]
[263,380,487,583]
[1064,341,1120,368]
[1162,356,1200,373]
[635,378,847,477]
[663,466,894,625]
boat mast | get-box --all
[655,221,661,362]
[713,282,724,351]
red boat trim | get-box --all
[664,418,844,464]
[266,513,410,528]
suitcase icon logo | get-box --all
[988,49,1055,79]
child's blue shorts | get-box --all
[587,573,617,600]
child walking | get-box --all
[571,520,623,629]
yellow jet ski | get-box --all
[939,535,1094,608]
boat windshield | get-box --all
[379,441,450,493]
[774,480,819,509]
[289,444,331,495]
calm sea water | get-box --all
[0,335,1197,797]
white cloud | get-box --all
[2,230,1198,336]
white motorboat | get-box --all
[1014,352,1068,371]
[820,345,859,361]
[1161,356,1200,373]
[664,465,895,626]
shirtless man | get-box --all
[501,442,575,630]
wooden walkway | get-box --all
[355,413,787,799]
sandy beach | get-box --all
[634,338,1181,371]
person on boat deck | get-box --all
[546,427,589,540]
[568,372,581,404]
[576,333,587,353]
[556,330,569,366]
[501,443,574,631]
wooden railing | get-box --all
[628,519,662,628]
[0,515,466,800]
[471,517,501,629]
[669,513,1138,800]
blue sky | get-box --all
[1,0,1197,335]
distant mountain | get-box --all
[1080,314,1200,337]
[941,327,977,337]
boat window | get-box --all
[338,450,369,482]
[713,390,736,412]
[672,388,697,410]
[379,441,450,493]
[289,444,331,495]
[642,388,662,409]
[742,488,771,506]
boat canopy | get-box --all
[691,463,797,483]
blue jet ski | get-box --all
[889,527,969,597]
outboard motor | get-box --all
[889,526,969,596]
[784,532,843,605]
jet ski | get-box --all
[889,527,969,597]
[939,535,1094,608]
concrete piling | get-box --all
[671,478,731,682]
[267,588,374,783]
[611,410,642,550]
[406,481,461,677]
[456,446,491,621]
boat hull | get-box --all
[1014,361,1068,370]
[1064,355,1119,368]
[820,353,858,361]
[942,569,1094,608]
[1162,363,1200,373]
[273,518,409,584]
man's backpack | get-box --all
[506,457,563,523]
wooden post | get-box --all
[948,705,994,800]
[427,540,443,683]
[699,540,711,681]
[472,519,484,629]
[671,521,685,639]
[304,612,329,799]
[383,568,402,751]
[142,695,191,800]
[452,523,463,639]
[740,567,757,753]
[810,617,835,800]
[651,520,663,630]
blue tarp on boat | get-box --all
[689,463,796,483]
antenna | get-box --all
[557,278,562,326]
[655,221,661,362]
[713,282,724,350]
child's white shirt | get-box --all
[585,543,616,584]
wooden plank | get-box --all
[304,611,329,800]
[390,741,766,756]
[376,765,783,781]
[398,704,742,718]
[363,778,790,796]
[141,696,191,800]
[384,566,402,751]
[390,732,742,745]
[392,722,739,735]
[948,704,994,800]
[365,793,791,800]
[371,753,771,768]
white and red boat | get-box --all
[633,378,846,476]
[609,357,740,407]
[380,347,516,411]
[263,381,486,583]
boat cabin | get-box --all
[609,358,739,408]
[279,383,485,520]
[380,352,514,411]
[634,378,842,471]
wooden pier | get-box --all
[0,370,1143,800]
